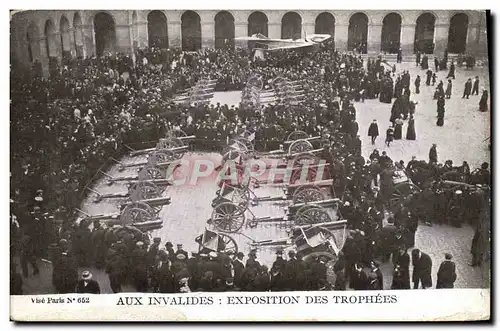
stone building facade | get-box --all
[10,10,488,75]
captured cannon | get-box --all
[86,180,165,203]
[195,228,239,255]
[100,162,176,186]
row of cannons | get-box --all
[241,74,306,109]
[76,129,195,235]
[173,79,217,106]
[201,129,349,266]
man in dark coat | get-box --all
[414,75,420,94]
[91,221,106,269]
[436,253,457,288]
[472,76,480,95]
[284,250,300,290]
[75,270,101,294]
[232,252,245,288]
[429,144,438,164]
[105,243,127,293]
[130,241,149,292]
[350,263,368,290]
[411,248,433,289]
[272,250,287,271]
[368,119,379,144]
[416,51,421,66]
[19,233,40,278]
[462,78,472,99]
[434,57,439,72]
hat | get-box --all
[225,277,234,286]
[455,190,463,195]
[153,237,161,243]
[209,251,218,258]
[177,243,183,247]
[176,253,186,260]
[236,252,244,259]
[136,241,144,247]
[445,253,452,260]
[288,250,296,257]
[276,250,283,256]
[166,242,173,247]
[81,270,92,280]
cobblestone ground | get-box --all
[18,62,491,294]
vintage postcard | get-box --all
[9,5,491,322]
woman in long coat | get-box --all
[406,115,416,140]
[385,126,395,147]
[479,90,489,112]
[445,79,452,99]
[394,117,404,140]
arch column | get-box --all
[168,20,182,48]
[367,23,382,53]
[81,24,96,57]
[303,22,315,37]
[434,23,449,56]
[38,37,50,76]
[47,31,63,62]
[115,24,132,53]
[268,21,281,39]
[334,23,348,51]
[201,20,214,48]
[400,23,416,55]
[135,20,149,48]
[66,28,77,58]
[235,21,248,47]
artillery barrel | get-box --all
[130,147,156,156]
[287,198,341,212]
[291,219,347,230]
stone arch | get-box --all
[315,12,335,38]
[414,12,436,54]
[181,10,201,51]
[26,22,40,63]
[44,19,58,58]
[59,15,72,60]
[248,11,268,36]
[73,12,84,57]
[448,13,469,53]
[381,12,402,54]
[348,12,368,53]
[215,11,235,49]
[94,11,116,56]
[281,11,302,39]
[148,10,168,49]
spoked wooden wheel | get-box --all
[148,149,177,165]
[156,138,185,159]
[129,181,161,201]
[287,130,309,142]
[218,233,239,254]
[247,75,263,91]
[227,138,249,154]
[390,182,421,207]
[222,149,246,164]
[288,139,313,154]
[211,202,246,233]
[230,186,251,210]
[233,136,254,154]
[120,202,156,225]
[292,152,318,168]
[294,205,332,226]
[138,165,165,181]
[292,185,326,204]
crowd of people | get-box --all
[10,39,490,294]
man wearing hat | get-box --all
[245,249,260,270]
[436,253,457,288]
[272,250,287,272]
[75,270,101,294]
[175,244,188,261]
[130,241,149,292]
[165,242,175,263]
[147,237,162,273]
[232,252,245,288]
[91,220,106,269]
[284,250,300,290]
[411,248,433,289]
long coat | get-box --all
[412,252,433,288]
[368,123,379,137]
[75,279,101,294]
[436,260,457,288]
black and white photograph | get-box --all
[8,4,491,322]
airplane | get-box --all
[235,33,332,51]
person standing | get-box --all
[350,263,369,290]
[436,253,457,289]
[414,75,421,94]
[429,144,438,164]
[19,233,40,278]
[445,79,452,99]
[394,116,404,140]
[472,76,480,95]
[411,248,433,289]
[396,48,402,63]
[416,50,421,66]
[75,270,101,294]
[437,95,445,127]
[406,115,416,140]
[425,69,432,86]
[434,57,439,72]
[462,78,472,99]
[385,125,394,147]
[479,90,489,112]
[368,119,379,145]
[446,61,456,79]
